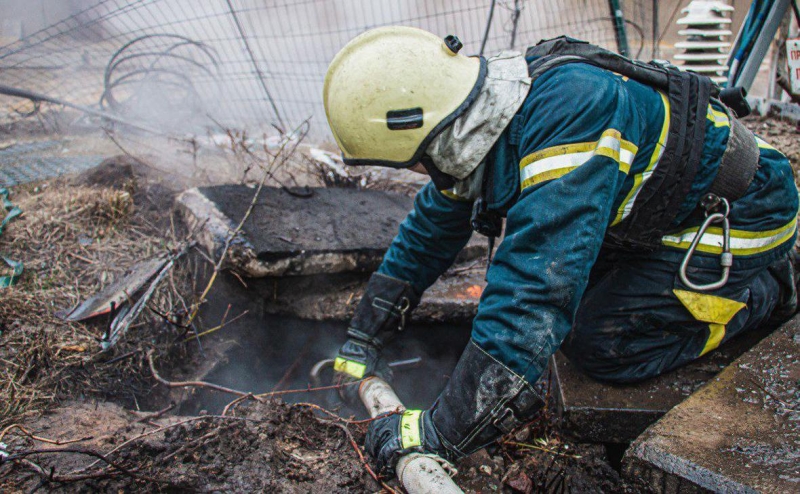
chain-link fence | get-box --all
[0,0,655,144]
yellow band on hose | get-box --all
[333,357,366,379]
[401,409,422,449]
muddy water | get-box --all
[180,315,472,417]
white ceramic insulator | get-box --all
[674,0,734,83]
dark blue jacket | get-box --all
[378,62,798,383]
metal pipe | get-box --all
[0,82,167,136]
[729,0,791,90]
[358,377,463,494]
[608,0,630,57]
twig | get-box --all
[183,309,248,342]
[186,123,305,327]
[294,402,393,426]
[750,377,799,412]
[66,252,95,264]
[221,393,254,417]
[0,424,93,446]
[328,421,398,494]
[148,350,364,400]
[147,350,256,398]
[129,402,176,423]
[69,415,250,475]
[102,349,140,366]
[3,447,155,483]
[10,456,128,484]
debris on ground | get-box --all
[0,157,195,430]
[0,400,378,492]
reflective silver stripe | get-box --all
[662,220,797,255]
[519,129,636,190]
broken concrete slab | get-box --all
[623,317,800,493]
[254,265,486,324]
[552,324,775,444]
[178,185,486,277]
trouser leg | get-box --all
[560,250,796,383]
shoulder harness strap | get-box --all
[524,36,756,250]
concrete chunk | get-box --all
[623,318,800,493]
[179,185,413,276]
[258,267,486,324]
[178,185,485,277]
[552,325,774,443]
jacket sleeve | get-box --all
[472,65,644,384]
[377,182,474,297]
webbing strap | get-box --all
[708,114,759,201]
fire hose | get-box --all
[358,377,463,494]
[309,359,463,492]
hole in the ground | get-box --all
[179,315,472,417]
[605,442,629,472]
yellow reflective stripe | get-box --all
[520,141,595,168]
[673,289,746,324]
[400,409,422,449]
[702,323,726,356]
[440,188,469,201]
[706,105,730,128]
[662,219,797,255]
[673,289,745,357]
[333,357,366,379]
[612,91,670,226]
[755,136,776,151]
[519,129,636,190]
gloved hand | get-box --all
[332,272,418,405]
[364,339,544,475]
[334,338,393,404]
[365,409,450,475]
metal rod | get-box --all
[0,82,168,137]
[608,0,630,57]
[730,0,791,90]
[224,0,286,130]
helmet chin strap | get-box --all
[419,154,456,190]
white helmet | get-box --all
[323,26,486,168]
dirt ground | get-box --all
[0,394,636,493]
[1,113,799,492]
[744,115,800,177]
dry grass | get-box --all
[0,179,194,428]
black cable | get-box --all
[480,0,497,57]
[624,19,646,59]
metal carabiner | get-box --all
[678,198,733,292]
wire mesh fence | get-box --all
[0,0,656,144]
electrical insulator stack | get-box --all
[675,0,734,84]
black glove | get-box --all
[365,409,449,475]
[333,273,418,404]
[334,339,393,404]
[364,339,544,474]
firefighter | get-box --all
[322,26,799,474]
